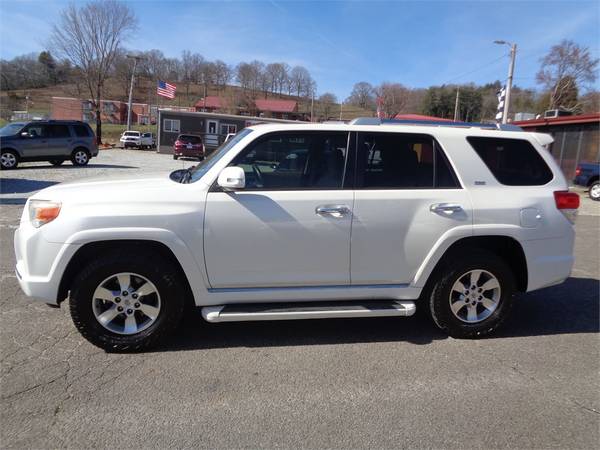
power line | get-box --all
[441,53,509,85]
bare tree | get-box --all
[213,60,231,91]
[50,0,137,143]
[289,66,311,98]
[536,40,599,111]
[376,82,409,118]
[318,92,337,119]
[346,81,375,110]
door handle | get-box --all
[430,203,463,214]
[315,205,351,217]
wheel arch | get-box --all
[57,239,196,307]
[419,235,528,296]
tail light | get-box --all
[554,191,579,224]
[575,167,581,176]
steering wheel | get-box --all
[252,163,264,187]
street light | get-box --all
[126,54,145,131]
[494,40,517,124]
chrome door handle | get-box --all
[430,203,463,214]
[315,205,351,217]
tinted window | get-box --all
[23,124,46,138]
[357,132,459,189]
[73,124,91,137]
[178,135,202,144]
[0,123,25,137]
[467,137,553,186]
[47,124,71,138]
[229,132,349,190]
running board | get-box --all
[201,300,416,323]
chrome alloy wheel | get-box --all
[449,269,501,323]
[590,183,600,200]
[74,150,88,164]
[92,272,161,335]
[1,152,17,168]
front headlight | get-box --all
[29,200,61,228]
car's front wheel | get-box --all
[71,148,90,166]
[1,150,19,170]
[69,249,185,352]
[428,250,515,338]
[589,181,600,201]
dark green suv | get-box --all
[0,120,98,170]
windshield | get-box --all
[0,123,25,137]
[187,128,254,183]
[123,131,139,136]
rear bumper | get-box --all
[523,232,575,292]
[572,175,590,187]
[174,148,204,157]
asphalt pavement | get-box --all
[1,150,598,449]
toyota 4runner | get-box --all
[14,119,579,351]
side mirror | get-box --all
[217,166,245,190]
[20,132,30,138]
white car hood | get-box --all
[31,171,179,203]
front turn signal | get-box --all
[29,200,61,228]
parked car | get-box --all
[573,162,599,201]
[14,120,579,352]
[119,130,154,149]
[0,120,97,170]
[142,132,156,149]
[173,134,204,160]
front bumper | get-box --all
[14,224,80,305]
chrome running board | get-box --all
[202,300,416,323]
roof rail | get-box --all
[349,117,523,131]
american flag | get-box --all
[157,80,176,99]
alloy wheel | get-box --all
[92,272,161,335]
[590,183,600,200]
[74,150,88,164]
[1,152,17,168]
[448,269,501,323]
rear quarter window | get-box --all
[467,137,553,186]
[72,124,92,137]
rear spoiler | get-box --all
[530,132,554,148]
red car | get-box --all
[173,134,204,160]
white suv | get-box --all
[119,131,154,149]
[14,120,580,351]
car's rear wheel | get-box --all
[49,159,64,166]
[69,249,185,352]
[71,148,90,166]
[428,250,515,338]
[1,150,18,170]
[589,182,600,201]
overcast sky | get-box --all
[1,0,598,99]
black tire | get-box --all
[1,149,19,170]
[428,250,515,339]
[69,249,185,352]
[589,181,600,201]
[49,159,64,166]
[173,155,179,160]
[71,148,90,166]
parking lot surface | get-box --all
[1,150,599,448]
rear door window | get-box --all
[467,137,553,186]
[47,124,71,138]
[356,132,460,189]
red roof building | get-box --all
[255,99,298,119]
[195,96,227,112]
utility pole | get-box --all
[494,40,517,124]
[310,91,314,122]
[126,54,144,131]
[339,101,343,121]
[453,87,460,121]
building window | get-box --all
[163,119,180,133]
[220,123,237,135]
